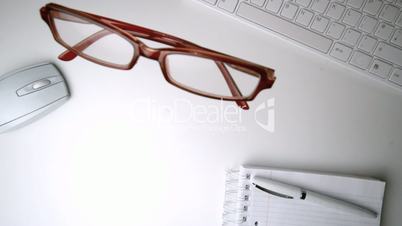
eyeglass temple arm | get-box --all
[216,62,249,109]
[58,29,110,60]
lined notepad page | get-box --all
[239,166,385,226]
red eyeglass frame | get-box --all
[40,3,276,110]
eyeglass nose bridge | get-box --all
[138,43,160,60]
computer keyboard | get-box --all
[197,0,402,90]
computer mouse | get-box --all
[0,63,70,133]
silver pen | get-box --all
[252,176,378,218]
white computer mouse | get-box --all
[0,63,70,133]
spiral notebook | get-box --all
[222,165,386,226]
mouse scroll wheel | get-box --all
[16,77,59,97]
[32,79,51,90]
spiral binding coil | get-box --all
[222,169,251,226]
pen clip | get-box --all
[253,183,294,199]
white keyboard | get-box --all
[197,0,402,90]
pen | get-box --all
[251,176,378,219]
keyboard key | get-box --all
[397,13,402,27]
[347,0,364,9]
[202,0,218,5]
[350,51,373,69]
[342,29,361,46]
[358,35,377,53]
[343,9,361,27]
[359,16,378,33]
[281,2,299,20]
[370,59,392,78]
[389,68,402,86]
[311,16,329,33]
[326,3,345,20]
[363,0,383,15]
[330,43,353,61]
[237,3,333,52]
[375,23,393,40]
[311,0,330,14]
[379,5,399,22]
[218,0,239,12]
[374,42,402,66]
[251,0,266,7]
[296,9,314,26]
[296,0,311,7]
[265,0,283,13]
[391,30,402,48]
[327,22,345,39]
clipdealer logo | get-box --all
[130,97,275,132]
[254,98,275,133]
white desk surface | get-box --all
[0,0,401,225]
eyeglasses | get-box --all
[40,3,276,110]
